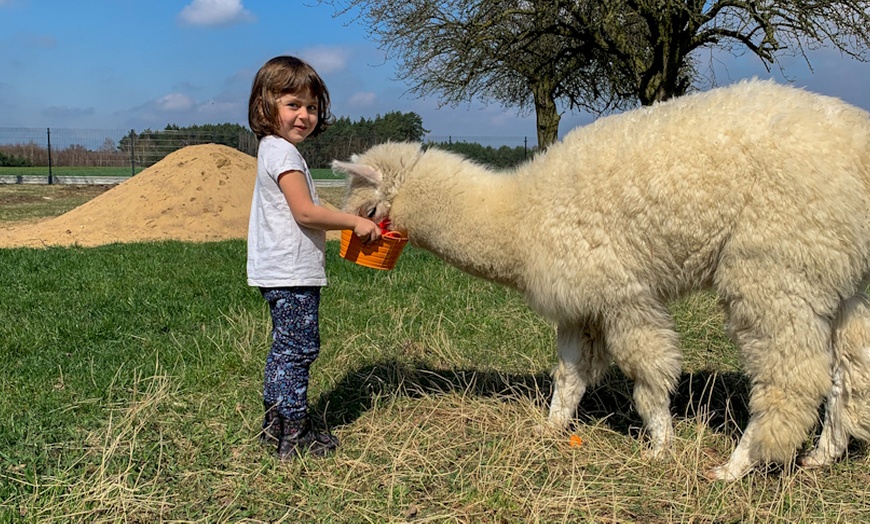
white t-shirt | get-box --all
[246,135,327,288]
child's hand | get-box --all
[354,218,382,245]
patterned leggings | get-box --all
[261,287,321,422]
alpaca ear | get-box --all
[331,159,383,184]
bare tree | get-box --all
[591,0,870,105]
[320,0,870,147]
[321,0,636,147]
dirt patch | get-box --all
[0,185,111,207]
[0,144,343,248]
[0,192,45,206]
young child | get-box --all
[247,56,381,459]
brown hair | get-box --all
[248,56,334,140]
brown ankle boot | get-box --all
[277,417,339,460]
[259,402,282,446]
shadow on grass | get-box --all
[313,359,752,440]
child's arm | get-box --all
[278,170,382,243]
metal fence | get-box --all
[0,127,257,181]
[0,127,530,184]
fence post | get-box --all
[129,129,135,177]
[47,127,53,185]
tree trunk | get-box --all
[637,3,693,105]
[532,82,561,148]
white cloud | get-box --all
[348,91,376,108]
[178,0,255,27]
[300,46,350,74]
[155,93,195,112]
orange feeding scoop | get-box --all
[339,219,408,270]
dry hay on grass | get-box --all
[0,143,342,248]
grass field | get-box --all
[1,186,869,522]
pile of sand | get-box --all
[0,143,342,248]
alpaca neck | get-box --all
[392,154,526,288]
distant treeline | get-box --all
[0,141,124,168]
[430,140,532,169]
[0,113,534,171]
[299,111,534,168]
[297,111,426,167]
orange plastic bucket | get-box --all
[339,229,408,270]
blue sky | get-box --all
[1,0,869,146]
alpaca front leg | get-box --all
[605,304,682,457]
[548,323,608,429]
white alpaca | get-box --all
[332,79,870,480]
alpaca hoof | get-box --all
[535,418,568,436]
[704,460,755,482]
[532,423,549,436]
[640,424,673,460]
[705,448,756,481]
[704,465,741,482]
[641,444,669,461]
[796,452,831,469]
[546,413,572,429]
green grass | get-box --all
[311,167,344,180]
[2,196,870,522]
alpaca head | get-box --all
[332,142,423,226]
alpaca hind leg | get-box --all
[547,322,609,429]
[797,364,849,468]
[800,292,870,468]
[709,294,832,480]
[605,304,682,457]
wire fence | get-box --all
[0,127,257,180]
[0,127,531,184]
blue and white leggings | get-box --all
[261,287,321,422]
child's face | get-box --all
[275,91,319,145]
